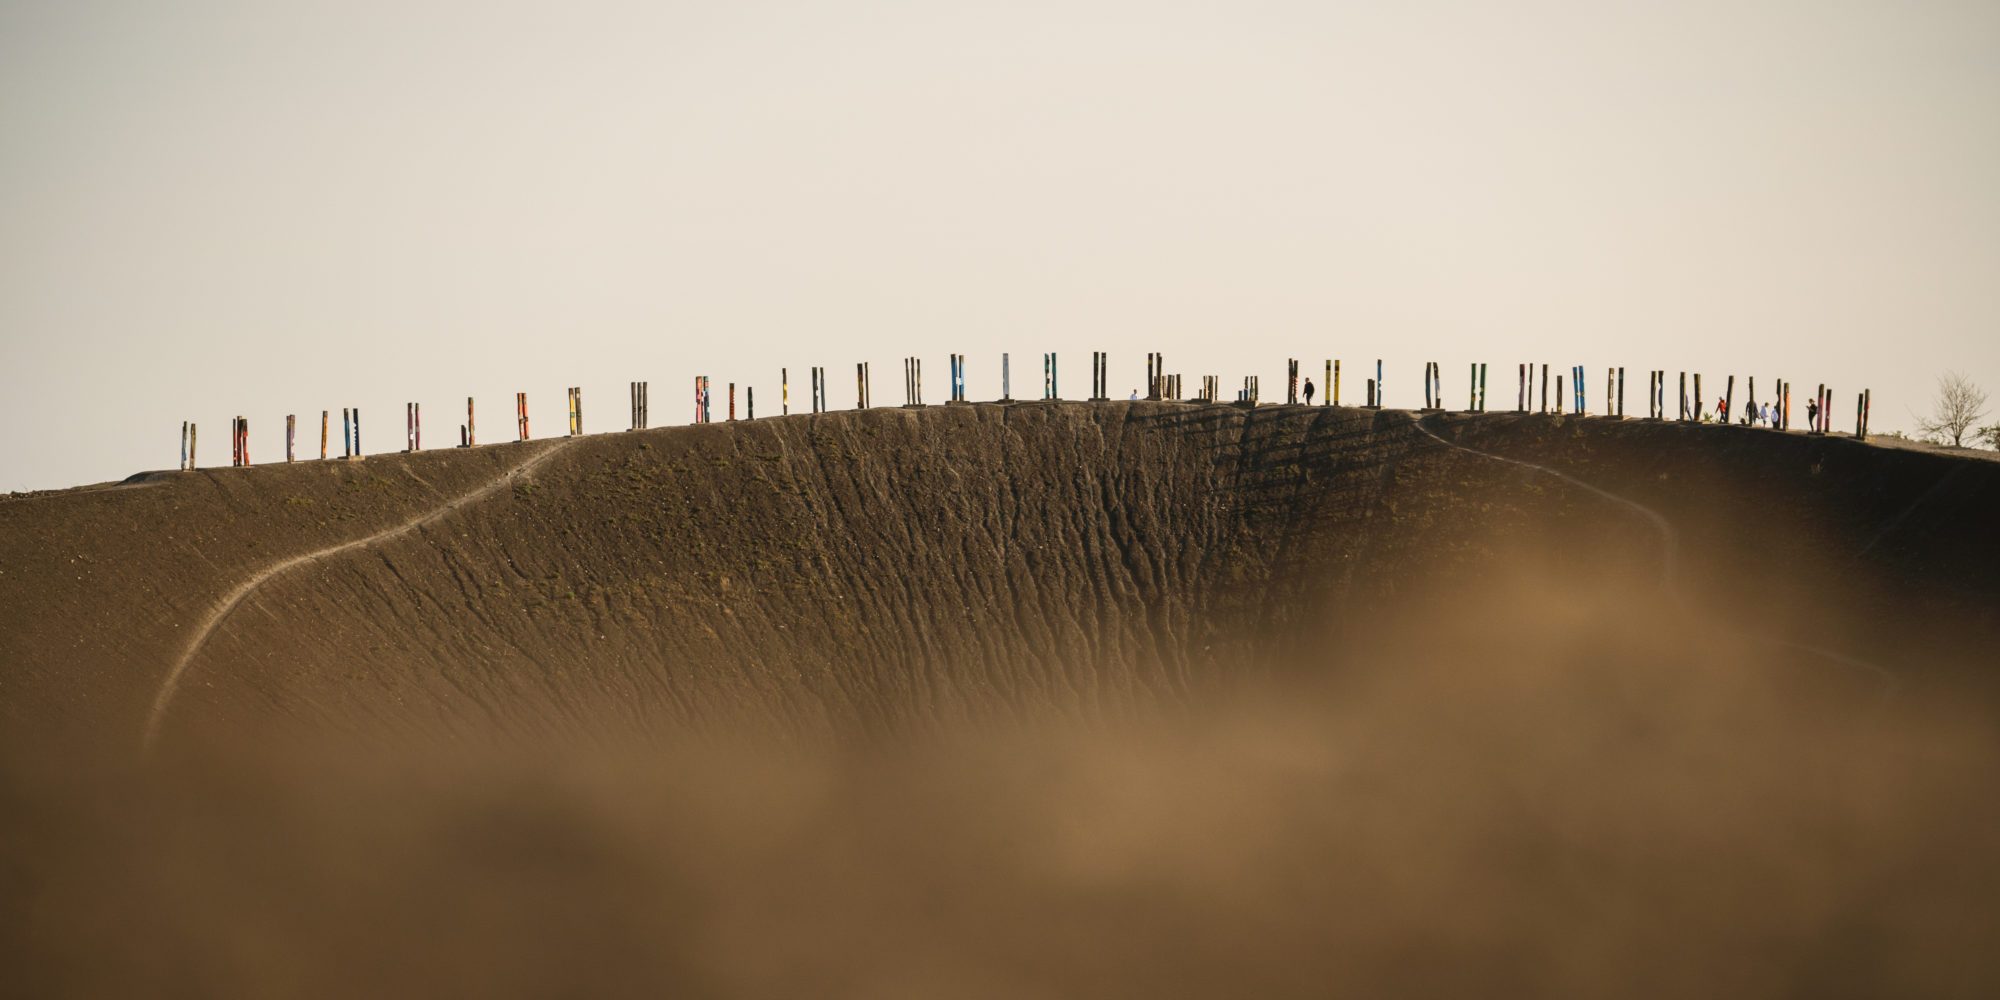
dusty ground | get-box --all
[3,401,1997,997]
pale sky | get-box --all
[3,0,1996,491]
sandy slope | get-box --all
[3,401,1998,997]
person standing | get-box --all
[1303,378,1316,406]
[1806,397,1819,431]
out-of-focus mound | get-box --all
[6,563,1999,998]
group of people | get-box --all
[1704,396,1803,428]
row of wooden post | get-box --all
[179,356,1879,470]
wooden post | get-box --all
[1725,375,1736,424]
[190,423,197,468]
[748,387,755,420]
[286,414,295,462]
[729,382,737,421]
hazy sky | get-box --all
[3,0,1996,490]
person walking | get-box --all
[1806,397,1819,431]
[1303,378,1316,406]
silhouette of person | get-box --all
[1129,389,1139,401]
[1304,378,1316,405]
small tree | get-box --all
[1916,371,1987,447]
[1979,424,2000,450]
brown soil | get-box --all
[4,401,1998,997]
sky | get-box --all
[2,0,1996,490]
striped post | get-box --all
[729,383,737,421]
[1376,360,1383,408]
[343,408,352,456]
[1289,359,1299,404]
[782,368,790,415]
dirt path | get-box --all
[140,440,576,755]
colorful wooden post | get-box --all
[286,414,296,462]
[515,393,528,440]
[189,423,197,468]
[728,382,737,421]
[1001,353,1012,402]
[180,421,189,470]
[1288,359,1299,404]
[1333,361,1341,406]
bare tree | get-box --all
[1916,371,1988,447]
[1979,423,2000,450]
